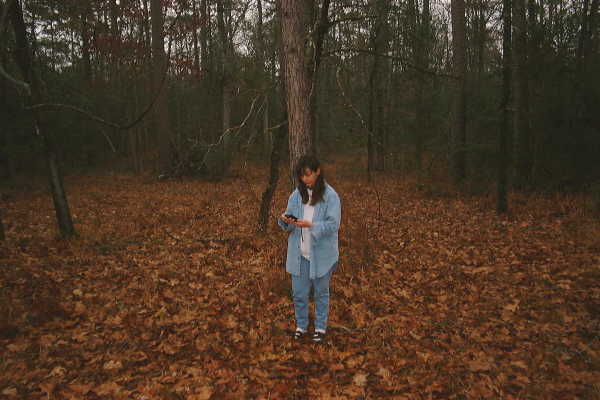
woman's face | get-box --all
[300,168,320,188]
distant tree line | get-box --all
[0,0,599,236]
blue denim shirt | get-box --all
[278,183,341,279]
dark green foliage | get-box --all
[0,0,597,191]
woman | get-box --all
[278,155,341,342]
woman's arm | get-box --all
[310,190,341,241]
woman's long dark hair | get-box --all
[296,155,325,205]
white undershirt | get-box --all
[300,189,315,260]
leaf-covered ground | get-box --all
[1,163,600,399]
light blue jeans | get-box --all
[292,257,335,332]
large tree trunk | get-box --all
[257,0,284,232]
[498,0,512,214]
[132,0,152,173]
[198,0,216,146]
[256,0,270,154]
[79,0,93,84]
[413,0,431,173]
[280,0,316,184]
[0,74,15,180]
[151,0,172,172]
[109,0,120,77]
[528,0,543,183]
[129,81,143,173]
[576,0,599,121]
[512,0,531,187]
[474,0,486,80]
[9,0,76,238]
[367,0,390,174]
[280,0,330,185]
[200,0,210,78]
[214,0,234,175]
[191,0,199,76]
[451,0,467,183]
[217,0,230,133]
[257,123,287,233]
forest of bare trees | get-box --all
[1,0,599,234]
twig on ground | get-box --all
[330,323,360,332]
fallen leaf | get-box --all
[74,301,87,314]
[353,372,368,387]
[465,266,493,274]
[504,300,519,312]
[1,388,18,397]
[7,342,29,352]
[468,359,492,372]
[48,365,67,377]
[39,381,56,397]
[93,382,121,396]
[511,360,528,369]
[189,386,213,400]
[377,366,391,381]
[68,383,93,394]
[103,360,123,370]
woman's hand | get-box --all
[293,219,313,228]
[280,214,296,224]
[280,214,312,228]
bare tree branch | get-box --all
[230,0,253,38]
[0,1,31,96]
[335,66,371,136]
[205,93,263,151]
[1,9,182,154]
[21,13,183,154]
[325,46,457,79]
[328,14,378,26]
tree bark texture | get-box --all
[512,0,531,187]
[256,0,271,153]
[9,0,76,237]
[576,0,599,116]
[280,0,316,184]
[209,0,235,176]
[217,0,231,137]
[200,0,210,78]
[451,0,467,183]
[79,0,93,84]
[257,123,287,233]
[528,0,543,183]
[257,0,287,231]
[109,0,120,76]
[198,0,217,146]
[192,0,200,76]
[151,0,172,171]
[474,0,486,79]
[0,75,15,179]
[414,0,431,172]
[367,0,390,173]
[498,0,512,214]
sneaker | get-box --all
[312,331,326,343]
[294,328,307,340]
